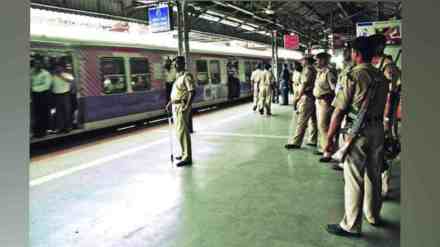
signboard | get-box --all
[284,34,300,50]
[148,5,172,33]
[356,20,401,45]
[374,20,401,45]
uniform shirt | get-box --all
[292,70,301,91]
[250,69,264,85]
[171,71,195,103]
[260,69,274,88]
[299,65,317,93]
[332,63,388,119]
[313,66,337,98]
[165,67,177,83]
[335,61,355,95]
[31,69,52,93]
[52,73,73,94]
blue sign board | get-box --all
[148,5,171,33]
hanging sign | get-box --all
[284,34,300,50]
[148,5,172,33]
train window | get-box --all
[100,57,127,94]
[129,58,151,91]
[209,60,221,84]
[244,61,253,83]
[196,60,208,85]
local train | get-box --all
[30,8,303,143]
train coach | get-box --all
[30,8,303,143]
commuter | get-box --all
[165,56,195,167]
[31,55,52,138]
[164,57,176,106]
[312,52,337,159]
[369,34,402,199]
[258,63,275,116]
[250,63,264,111]
[325,36,388,237]
[51,60,74,133]
[279,64,291,105]
[284,56,318,149]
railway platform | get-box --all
[30,102,400,247]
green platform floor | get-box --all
[30,102,400,247]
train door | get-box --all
[30,48,82,139]
[194,59,211,101]
[207,59,223,101]
[226,58,239,100]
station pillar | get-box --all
[271,30,281,104]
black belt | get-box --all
[346,115,383,124]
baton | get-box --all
[167,109,174,166]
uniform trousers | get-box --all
[173,104,192,162]
[252,83,259,109]
[258,86,272,114]
[339,124,384,233]
[315,98,334,152]
[290,95,317,145]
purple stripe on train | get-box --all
[82,86,205,123]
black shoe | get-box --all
[252,106,257,111]
[285,144,301,149]
[306,143,317,147]
[368,219,383,227]
[314,151,323,155]
[326,224,361,238]
[175,156,182,160]
[331,164,343,171]
[176,160,192,167]
[259,110,264,115]
[319,156,335,163]
[267,113,272,116]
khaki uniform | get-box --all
[332,63,388,233]
[289,65,318,145]
[374,55,401,197]
[171,71,195,162]
[250,69,264,109]
[292,70,302,100]
[336,61,355,168]
[258,69,274,114]
[313,66,337,152]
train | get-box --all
[30,7,303,143]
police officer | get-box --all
[291,61,302,101]
[250,63,264,111]
[313,52,337,158]
[285,56,318,149]
[325,36,388,237]
[326,46,356,167]
[31,55,52,138]
[258,63,275,116]
[369,34,401,199]
[165,56,195,167]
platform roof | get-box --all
[31,0,402,50]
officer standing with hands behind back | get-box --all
[165,56,195,167]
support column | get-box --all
[176,0,190,71]
[271,30,279,82]
[182,0,191,71]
